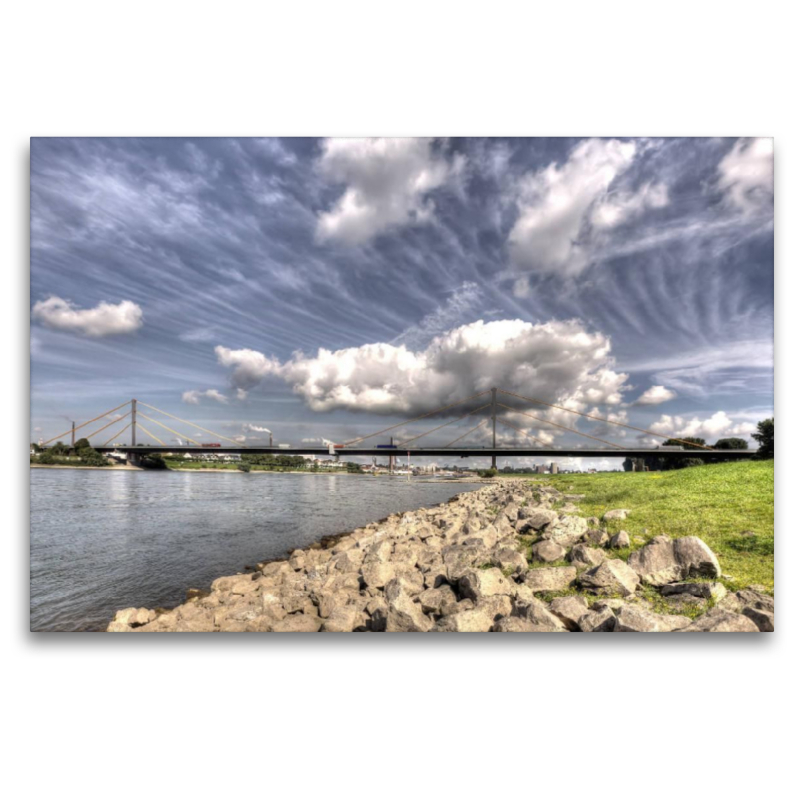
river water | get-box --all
[30,469,476,632]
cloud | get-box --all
[315,138,456,244]
[507,138,639,276]
[182,389,228,404]
[634,385,677,406]
[591,182,669,230]
[717,138,773,215]
[215,318,630,417]
[650,411,755,442]
[32,296,143,337]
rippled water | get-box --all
[30,469,475,632]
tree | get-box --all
[50,441,69,456]
[345,462,363,473]
[752,418,774,460]
[237,462,251,473]
[643,438,707,471]
[74,437,91,451]
[714,438,749,450]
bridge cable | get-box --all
[136,413,201,446]
[396,403,492,447]
[341,390,493,446]
[102,422,132,447]
[496,403,627,449]
[134,423,166,446]
[494,417,557,448]
[137,402,249,448]
[79,411,132,443]
[498,389,715,450]
[443,418,489,448]
[40,400,132,446]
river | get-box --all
[30,469,476,632]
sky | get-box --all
[30,137,774,470]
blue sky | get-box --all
[30,137,773,468]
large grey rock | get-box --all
[491,547,529,573]
[523,566,577,593]
[384,579,433,632]
[518,508,559,530]
[603,509,631,521]
[531,540,567,563]
[614,605,692,632]
[272,614,322,633]
[542,515,588,547]
[321,606,363,632]
[514,597,567,631]
[628,535,721,586]
[578,607,617,632]
[683,609,760,632]
[660,582,727,602]
[569,544,607,568]
[579,559,640,596]
[459,568,514,602]
[583,529,610,547]
[493,617,547,632]
[108,607,156,629]
[717,588,774,614]
[361,562,395,589]
[742,607,774,632]
[436,607,495,632]
[418,586,457,615]
[549,596,589,631]
[609,530,631,549]
[442,544,487,582]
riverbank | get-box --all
[30,463,143,471]
[108,474,773,632]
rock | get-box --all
[549,596,589,631]
[493,617,562,632]
[384,579,433,632]
[542,515,588,547]
[418,586,457,615]
[683,609,760,632]
[365,540,393,563]
[578,607,617,632]
[442,544,488,582]
[628,535,721,587]
[660,582,727,602]
[515,597,567,630]
[523,566,577,593]
[361,562,395,589]
[583,529,610,547]
[272,614,323,633]
[579,559,640,596]
[518,508,559,530]
[477,596,513,621]
[742,607,774,632]
[211,573,255,593]
[459,568,514,602]
[288,550,306,571]
[435,607,496,632]
[608,530,631,549]
[491,547,528,573]
[321,606,362,632]
[614,605,692,632]
[569,544,607,568]
[282,592,315,615]
[531,539,567,563]
[717,588,774,614]
[603,509,631,521]
[108,607,156,629]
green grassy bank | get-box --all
[543,460,774,593]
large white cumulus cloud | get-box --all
[214,319,630,416]
[315,138,457,244]
[32,296,143,337]
[650,411,755,442]
[508,139,641,277]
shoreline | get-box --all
[107,477,772,633]
[31,463,484,482]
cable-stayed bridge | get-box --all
[38,388,753,464]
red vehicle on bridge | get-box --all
[201,443,221,447]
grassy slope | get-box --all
[544,460,774,593]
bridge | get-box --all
[37,388,754,466]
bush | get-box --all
[478,468,498,478]
[753,418,773,460]
[237,462,251,472]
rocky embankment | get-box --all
[108,480,774,633]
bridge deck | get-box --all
[94,446,753,460]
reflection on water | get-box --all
[30,470,472,632]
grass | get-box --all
[543,460,774,593]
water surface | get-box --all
[30,470,474,632]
